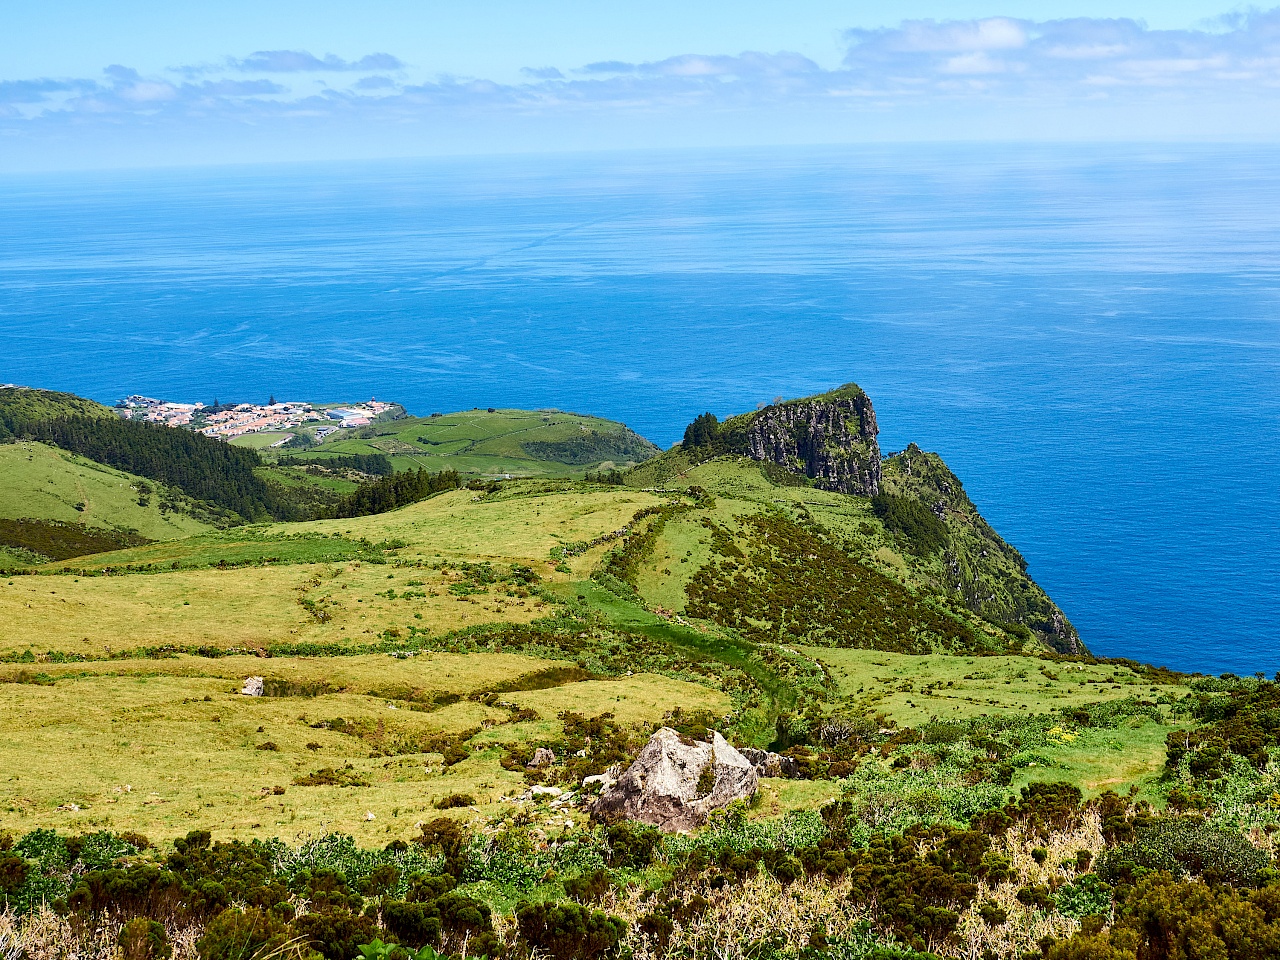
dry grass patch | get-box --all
[0,561,553,656]
[510,673,732,726]
[273,487,663,564]
[0,566,313,655]
[0,666,529,844]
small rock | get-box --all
[240,676,264,697]
[365,811,376,821]
[527,747,556,769]
[739,747,799,779]
[530,785,563,798]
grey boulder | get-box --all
[593,728,758,832]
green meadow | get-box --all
[284,408,660,477]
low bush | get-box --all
[516,900,627,960]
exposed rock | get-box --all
[581,769,619,794]
[743,386,881,495]
[240,676,264,697]
[593,728,758,832]
[527,747,556,769]
[739,747,799,779]
[1048,610,1084,656]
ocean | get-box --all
[0,144,1277,675]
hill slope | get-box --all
[626,384,1081,655]
[286,407,660,478]
[0,384,1261,960]
[0,441,216,536]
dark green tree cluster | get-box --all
[523,428,658,466]
[0,518,149,561]
[1047,873,1280,960]
[1165,680,1280,780]
[279,453,395,476]
[871,493,950,556]
[682,412,721,449]
[330,469,461,519]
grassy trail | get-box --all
[558,579,797,744]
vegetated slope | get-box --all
[880,443,1078,648]
[624,383,1082,655]
[285,408,661,477]
[0,441,215,542]
[0,387,299,523]
[0,386,116,432]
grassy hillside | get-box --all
[283,408,660,478]
[0,468,1189,845]
[0,441,214,559]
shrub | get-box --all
[414,820,468,878]
[871,493,949,555]
[516,900,627,960]
[433,793,474,810]
[1097,817,1271,887]
[119,917,171,960]
[1047,874,1280,959]
[381,902,442,950]
[292,767,369,788]
[196,907,294,960]
[604,822,662,869]
[564,869,612,903]
[1054,874,1113,919]
[292,911,378,960]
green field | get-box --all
[283,408,661,477]
[0,462,1194,841]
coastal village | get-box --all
[115,395,397,444]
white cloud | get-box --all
[229,51,403,72]
[6,11,1280,160]
[889,18,1029,53]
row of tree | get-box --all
[330,468,462,518]
[278,452,394,476]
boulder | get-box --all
[527,747,556,769]
[593,728,758,832]
[240,676,264,697]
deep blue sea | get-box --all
[0,145,1277,675]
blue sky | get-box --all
[3,1,1279,170]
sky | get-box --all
[3,1,1279,170]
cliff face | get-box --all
[882,443,1084,656]
[740,386,881,495]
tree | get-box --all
[683,412,720,449]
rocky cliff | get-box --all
[741,386,881,495]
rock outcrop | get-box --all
[739,747,799,779]
[527,747,556,769]
[593,728,758,832]
[741,385,881,495]
[240,676,264,697]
